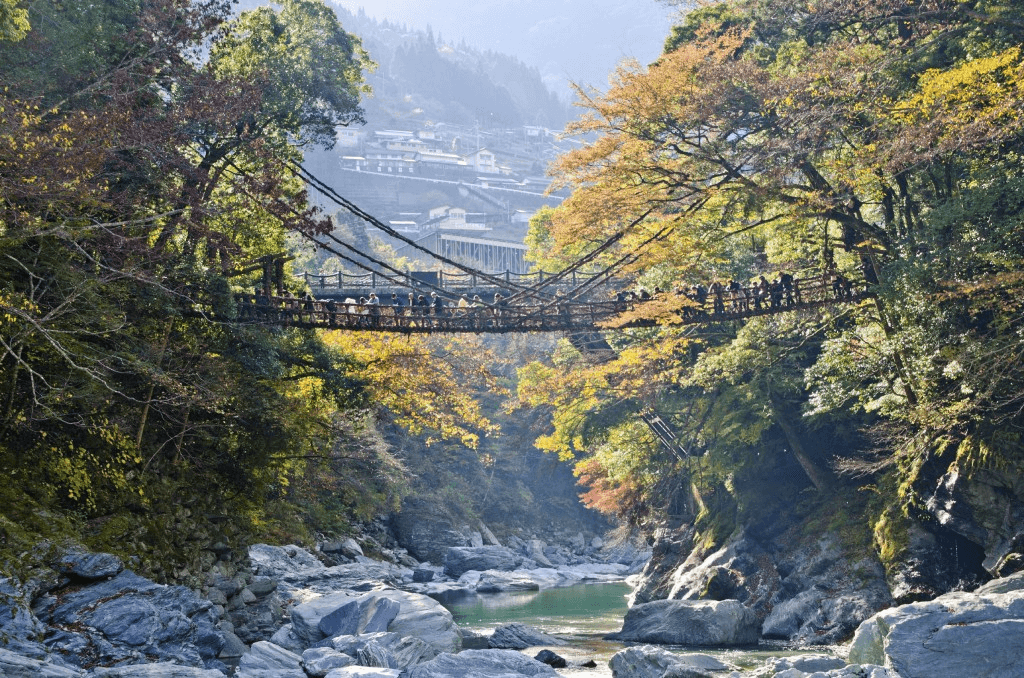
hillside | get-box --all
[331,0,676,100]
[233,0,570,129]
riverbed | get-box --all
[440,582,844,676]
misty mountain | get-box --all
[332,0,676,99]
[340,7,570,128]
[231,1,571,130]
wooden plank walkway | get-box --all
[227,276,872,334]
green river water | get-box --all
[440,582,842,676]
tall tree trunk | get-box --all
[768,392,834,492]
[872,297,919,407]
[135,320,174,448]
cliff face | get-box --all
[382,401,612,566]
[629,443,1024,643]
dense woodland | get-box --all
[2,0,1024,603]
[522,0,1024,590]
[0,0,509,578]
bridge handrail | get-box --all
[228,273,872,333]
[300,269,607,291]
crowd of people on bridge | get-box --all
[242,288,527,330]
[617,270,860,319]
[238,268,863,330]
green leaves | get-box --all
[0,0,389,570]
[210,0,372,149]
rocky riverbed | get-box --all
[3,530,1024,677]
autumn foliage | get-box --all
[522,0,1024,545]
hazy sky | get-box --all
[330,0,678,98]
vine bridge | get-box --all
[214,163,876,335]
[228,272,871,334]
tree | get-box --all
[523,0,1024,553]
[0,0,392,575]
[209,0,371,149]
[0,0,28,42]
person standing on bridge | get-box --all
[470,295,485,329]
[325,298,339,327]
[832,273,845,300]
[770,278,783,309]
[367,293,381,327]
[431,291,446,319]
[727,279,742,312]
[492,292,504,320]
[780,271,797,305]
[709,280,725,315]
[415,294,429,326]
[556,290,571,326]
[390,292,405,328]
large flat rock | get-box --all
[849,586,1024,678]
[404,649,559,678]
[443,546,522,578]
[90,665,227,678]
[0,647,83,678]
[606,598,759,646]
[290,588,457,655]
[608,646,736,678]
[381,590,459,655]
[488,623,566,650]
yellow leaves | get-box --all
[879,47,1024,164]
[902,48,1023,120]
[322,331,498,448]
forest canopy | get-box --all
[0,0,494,576]
[522,0,1024,560]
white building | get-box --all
[466,148,499,174]
[335,128,365,147]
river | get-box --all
[439,582,842,676]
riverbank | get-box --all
[5,540,1024,677]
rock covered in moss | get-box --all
[0,577,49,659]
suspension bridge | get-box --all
[205,161,874,335]
[214,162,880,459]
[228,272,872,334]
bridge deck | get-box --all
[229,278,871,334]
